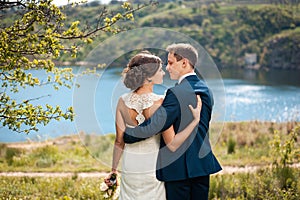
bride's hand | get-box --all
[188,95,202,122]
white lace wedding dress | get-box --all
[119,92,166,200]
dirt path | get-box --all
[1,163,299,178]
[0,171,107,178]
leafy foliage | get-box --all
[0,0,153,134]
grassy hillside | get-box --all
[2,1,299,68]
[58,1,300,69]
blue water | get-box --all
[1,67,300,142]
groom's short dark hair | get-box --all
[166,43,198,68]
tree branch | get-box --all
[57,2,158,40]
[0,1,26,10]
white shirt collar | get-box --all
[178,72,196,84]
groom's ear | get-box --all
[182,58,194,70]
[182,58,188,68]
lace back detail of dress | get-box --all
[122,92,163,125]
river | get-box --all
[1,67,300,142]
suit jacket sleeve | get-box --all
[123,89,179,144]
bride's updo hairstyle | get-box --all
[123,51,162,91]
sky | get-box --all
[52,0,111,6]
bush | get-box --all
[227,137,236,154]
[5,148,22,166]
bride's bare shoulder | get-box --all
[116,95,126,109]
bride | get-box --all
[105,51,201,199]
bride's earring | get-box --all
[147,79,152,83]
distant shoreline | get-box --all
[53,60,98,67]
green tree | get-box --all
[235,5,295,38]
[0,0,153,134]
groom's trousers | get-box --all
[164,175,210,200]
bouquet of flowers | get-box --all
[100,173,120,199]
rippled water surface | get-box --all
[1,67,299,142]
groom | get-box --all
[123,43,222,199]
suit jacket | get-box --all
[123,75,222,181]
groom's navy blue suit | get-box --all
[123,75,222,199]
